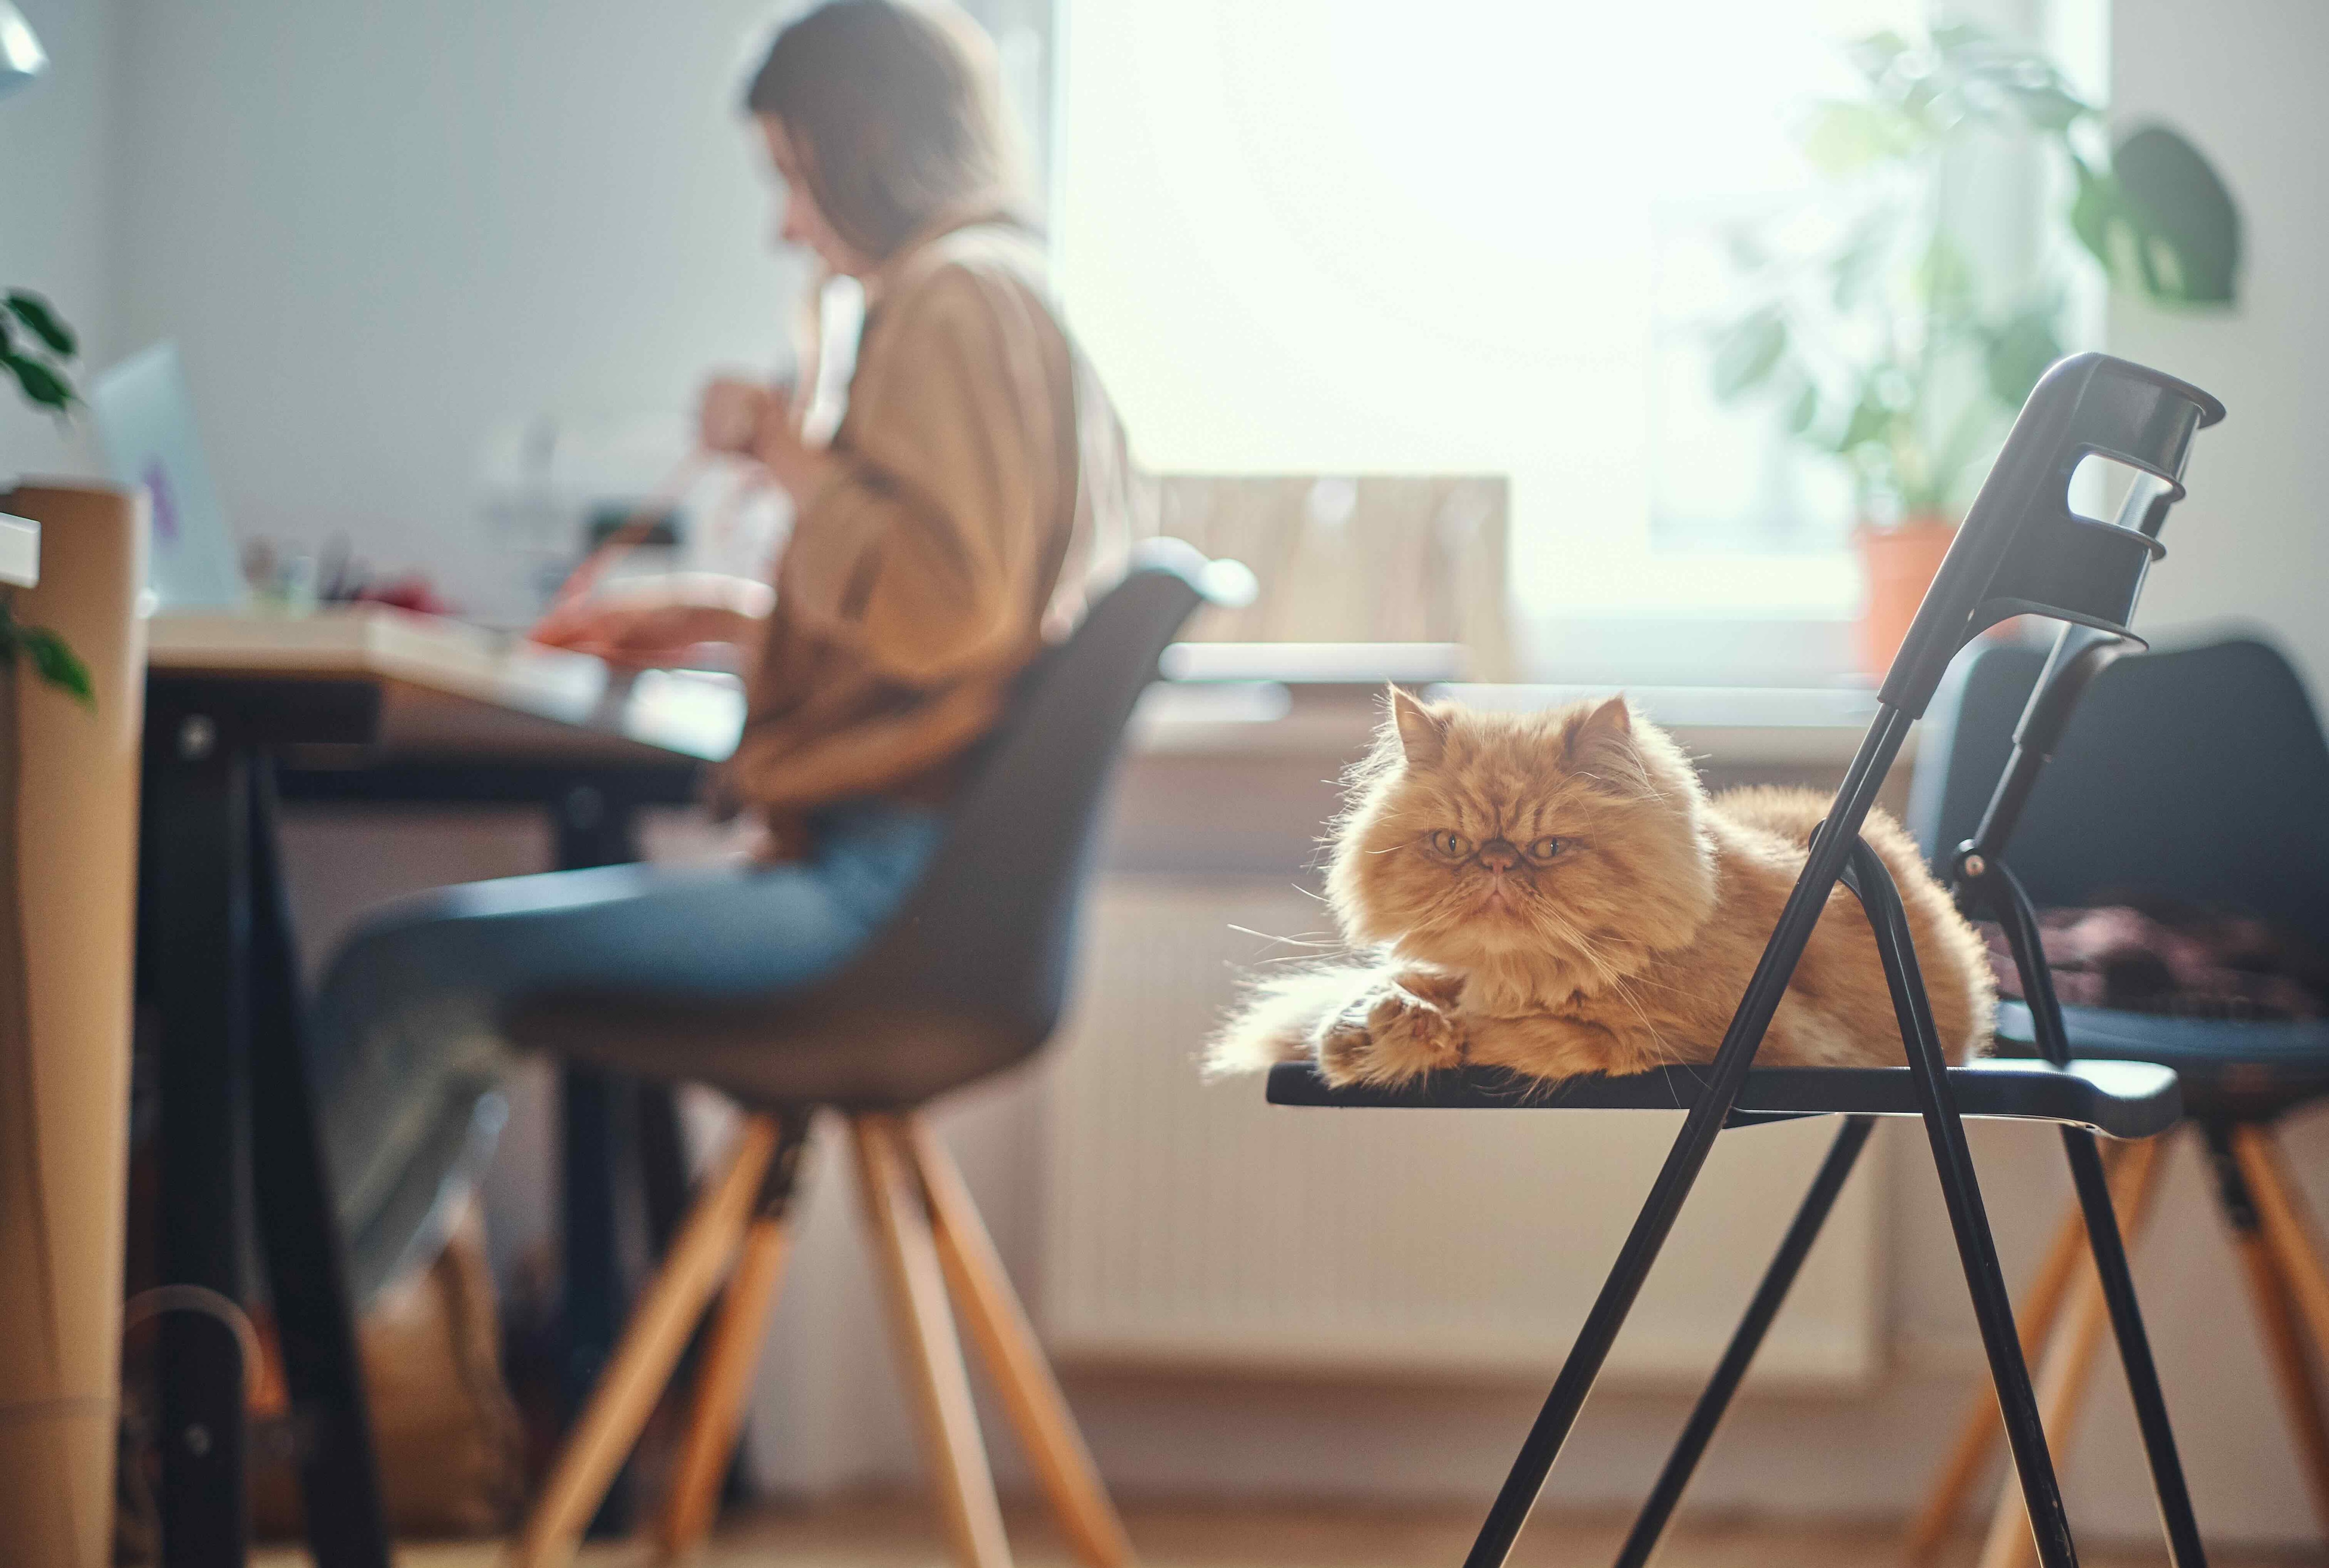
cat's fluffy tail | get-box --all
[1203,961,1376,1078]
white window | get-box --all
[1054,0,2099,668]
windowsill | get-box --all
[1131,674,1894,770]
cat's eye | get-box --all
[1429,830,1472,859]
[1525,836,1565,861]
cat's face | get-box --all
[1327,692,1716,988]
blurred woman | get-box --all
[314,0,1144,1298]
[536,0,1142,859]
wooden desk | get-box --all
[144,607,736,1568]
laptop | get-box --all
[88,342,248,609]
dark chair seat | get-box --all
[512,987,1028,1111]
[1995,998,2329,1120]
[504,539,1238,1112]
[1265,1054,2181,1139]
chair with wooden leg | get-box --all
[1903,632,2329,1563]
[501,540,1246,1568]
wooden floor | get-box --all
[259,1499,2324,1567]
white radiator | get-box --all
[1041,878,1882,1389]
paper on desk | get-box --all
[0,512,36,587]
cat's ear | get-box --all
[1389,686,1449,766]
[1565,695,1636,771]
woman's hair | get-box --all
[744,0,1021,262]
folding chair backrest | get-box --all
[1880,353,2226,717]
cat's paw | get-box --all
[1314,986,1466,1086]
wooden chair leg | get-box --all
[655,1213,796,1561]
[655,1110,814,1562]
[851,1114,1013,1568]
[2230,1125,2329,1534]
[1973,1133,2166,1568]
[1905,1139,2143,1563]
[2234,1127,2329,1358]
[903,1114,1138,1568]
[2230,1222,2329,1537]
[510,1116,779,1568]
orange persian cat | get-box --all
[1209,691,1993,1087]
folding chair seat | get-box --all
[1263,352,2227,1568]
[1267,1056,2180,1136]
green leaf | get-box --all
[1709,308,1788,400]
[1929,20,1994,57]
[1983,302,2064,409]
[1929,397,2002,504]
[1721,223,1769,274]
[2000,80,2091,133]
[2111,123,2241,305]
[1844,29,1911,86]
[1915,234,1976,317]
[1828,211,1893,310]
[16,626,94,709]
[4,352,75,412]
[2067,158,2121,268]
[1783,378,1821,436]
[1834,385,1895,455]
[5,292,77,358]
[1801,101,1923,174]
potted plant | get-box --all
[1708,24,2241,676]
[0,282,150,1568]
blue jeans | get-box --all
[308,798,943,1300]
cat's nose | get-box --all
[1477,838,1519,872]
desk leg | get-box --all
[246,764,392,1568]
[552,783,644,1535]
[145,733,251,1568]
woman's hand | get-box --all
[697,373,835,501]
[699,376,777,456]
[530,574,774,668]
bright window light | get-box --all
[1056,0,1917,620]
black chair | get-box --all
[1900,633,2329,1563]
[505,539,1244,1568]
[1264,352,2226,1568]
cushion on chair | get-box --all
[1995,999,2329,1121]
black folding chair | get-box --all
[1264,351,2227,1568]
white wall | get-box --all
[105,0,811,616]
[0,0,118,479]
[2107,0,2329,694]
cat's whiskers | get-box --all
[1227,925,1342,950]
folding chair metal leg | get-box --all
[1907,1151,2132,1565]
[1613,1114,1876,1568]
[2205,1125,2329,1539]
[657,1108,814,1562]
[1977,1134,2171,1568]
[1459,711,1914,1568]
[2058,1126,2205,1567]
[1977,1251,2112,1568]
[1850,840,2079,1568]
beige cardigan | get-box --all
[722,216,1145,842]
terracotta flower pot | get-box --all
[1853,515,1958,680]
[0,483,148,1568]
